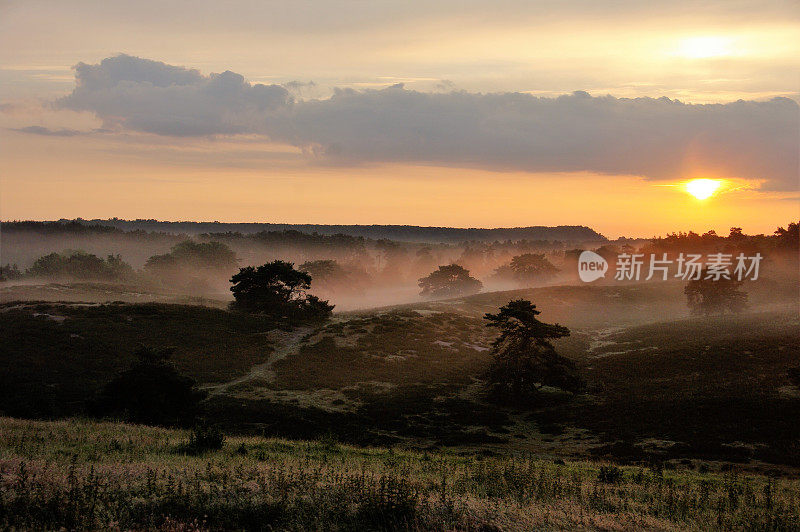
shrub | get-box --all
[597,465,624,484]
[90,346,205,427]
[179,423,225,454]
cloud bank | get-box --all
[56,55,798,190]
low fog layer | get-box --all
[1,220,798,314]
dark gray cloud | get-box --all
[59,55,291,136]
[57,55,799,190]
[13,125,85,136]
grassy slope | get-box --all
[2,280,799,464]
[263,306,800,464]
[0,302,277,417]
[1,416,798,531]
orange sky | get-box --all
[1,127,795,237]
[0,1,797,238]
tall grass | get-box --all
[0,417,797,530]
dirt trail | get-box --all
[204,325,313,397]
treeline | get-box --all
[0,241,237,287]
[53,218,607,243]
[1,220,177,241]
[2,221,796,303]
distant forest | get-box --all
[43,218,607,244]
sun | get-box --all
[674,36,733,59]
[685,179,722,200]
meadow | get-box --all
[1,417,798,531]
[1,232,798,529]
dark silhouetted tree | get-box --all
[144,240,237,273]
[0,264,22,282]
[27,251,133,281]
[484,299,583,403]
[418,264,482,299]
[493,253,559,286]
[774,221,799,250]
[728,227,745,241]
[230,260,333,320]
[684,270,748,316]
[92,346,205,427]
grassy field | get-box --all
[2,281,799,466]
[1,417,798,531]
[0,302,277,418]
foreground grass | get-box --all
[1,418,798,530]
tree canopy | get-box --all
[229,260,333,320]
[418,264,482,299]
[144,240,237,273]
[484,299,583,403]
[493,253,559,286]
[684,271,748,316]
[27,251,133,281]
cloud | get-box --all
[56,55,799,190]
[13,125,85,136]
[59,55,291,136]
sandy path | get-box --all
[203,325,313,397]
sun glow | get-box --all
[685,178,723,200]
[675,36,734,58]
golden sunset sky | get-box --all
[1,0,798,237]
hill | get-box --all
[61,218,607,243]
[2,278,798,466]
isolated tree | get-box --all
[144,240,237,273]
[299,259,371,295]
[91,346,205,427]
[484,299,583,403]
[494,253,559,285]
[0,264,22,282]
[229,260,333,319]
[418,264,482,299]
[684,270,748,316]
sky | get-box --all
[1,0,798,238]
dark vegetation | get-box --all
[0,264,22,282]
[418,264,482,298]
[4,417,797,531]
[144,240,237,274]
[0,216,799,530]
[491,253,559,286]
[0,302,278,418]
[89,346,205,427]
[555,311,800,465]
[483,299,584,403]
[28,251,134,281]
[229,260,334,321]
[57,218,607,243]
[685,269,749,315]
